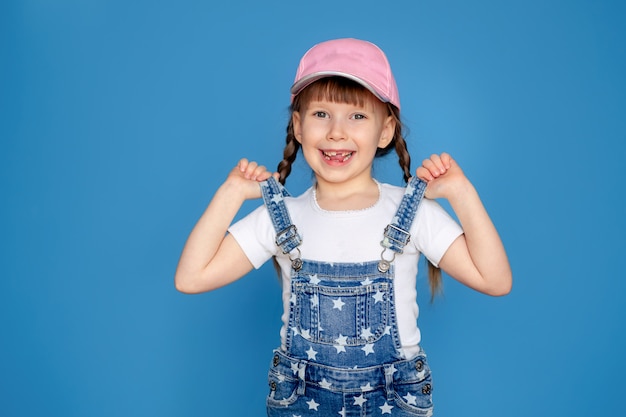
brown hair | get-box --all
[276,77,442,297]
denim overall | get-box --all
[260,177,434,417]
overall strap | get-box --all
[259,177,303,270]
[378,177,427,272]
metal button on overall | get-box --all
[415,359,424,371]
[422,383,432,395]
[270,381,277,391]
[273,354,280,367]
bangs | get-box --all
[295,77,379,109]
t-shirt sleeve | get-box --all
[411,199,464,267]
[227,204,278,269]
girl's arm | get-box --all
[416,153,512,296]
[175,159,278,294]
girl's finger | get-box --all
[252,165,267,180]
[429,154,446,174]
[440,152,452,169]
[243,161,259,179]
[416,166,434,181]
[421,158,441,177]
[238,158,249,171]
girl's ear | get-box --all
[378,115,396,148]
[292,111,302,143]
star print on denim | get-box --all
[334,344,346,354]
[306,346,318,360]
[309,274,320,285]
[270,194,283,205]
[319,378,332,390]
[306,399,320,411]
[290,362,300,375]
[372,290,385,303]
[361,327,374,339]
[333,334,348,353]
[380,401,394,414]
[361,343,375,356]
[353,394,367,407]
[403,392,417,406]
[360,382,373,392]
[332,297,345,310]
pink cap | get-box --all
[290,38,401,109]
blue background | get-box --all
[2,0,624,416]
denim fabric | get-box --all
[285,260,403,368]
[381,177,427,254]
[267,349,434,416]
[261,178,432,416]
[260,178,302,255]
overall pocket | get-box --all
[266,368,301,408]
[392,356,434,415]
[292,279,391,346]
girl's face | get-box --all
[292,95,395,190]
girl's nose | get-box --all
[327,119,347,141]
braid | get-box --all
[427,260,442,302]
[394,134,412,184]
[276,117,301,185]
[379,104,411,184]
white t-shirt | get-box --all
[228,181,463,359]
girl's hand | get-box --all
[225,158,279,200]
[415,153,469,200]
[417,153,513,296]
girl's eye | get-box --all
[353,114,366,120]
[313,111,328,118]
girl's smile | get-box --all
[320,149,354,163]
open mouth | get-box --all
[322,150,354,162]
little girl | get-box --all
[176,38,511,416]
